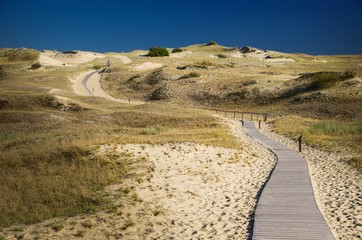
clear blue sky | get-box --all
[1,0,361,55]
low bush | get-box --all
[172,48,183,53]
[216,54,227,58]
[148,47,169,57]
[206,41,217,46]
[31,62,42,69]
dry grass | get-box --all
[1,45,361,229]
[0,53,241,228]
[271,115,362,170]
[0,100,240,228]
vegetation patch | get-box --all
[30,62,42,70]
[216,54,227,58]
[279,71,356,99]
[241,80,257,86]
[0,48,39,62]
[206,41,217,46]
[0,144,118,227]
[147,47,169,57]
[179,72,200,80]
[171,48,183,53]
[271,116,362,170]
[148,85,171,100]
[301,71,356,90]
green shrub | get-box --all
[172,48,183,53]
[148,47,169,57]
[206,41,217,46]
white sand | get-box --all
[111,55,132,64]
[2,119,276,239]
[70,70,144,104]
[134,62,163,71]
[39,50,105,67]
[258,122,362,240]
[170,51,193,58]
[265,58,295,63]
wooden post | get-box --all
[264,113,268,122]
[298,135,302,152]
[241,120,244,127]
[258,120,261,129]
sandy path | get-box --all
[71,70,144,104]
[259,122,362,240]
[2,118,276,239]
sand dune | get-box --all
[2,118,276,239]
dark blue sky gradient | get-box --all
[1,0,361,55]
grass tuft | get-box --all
[179,72,201,80]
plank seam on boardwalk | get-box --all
[243,121,335,240]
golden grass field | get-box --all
[0,45,361,232]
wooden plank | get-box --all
[243,121,335,240]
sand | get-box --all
[1,118,276,239]
[3,116,358,239]
[70,70,144,104]
[134,62,163,71]
[111,55,132,64]
[258,122,362,240]
[39,50,105,67]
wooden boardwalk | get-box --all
[243,121,335,240]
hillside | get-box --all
[0,45,361,239]
[101,44,362,119]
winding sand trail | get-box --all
[72,70,144,104]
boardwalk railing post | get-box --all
[264,113,268,122]
[241,120,244,127]
[298,135,302,152]
[258,120,261,129]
